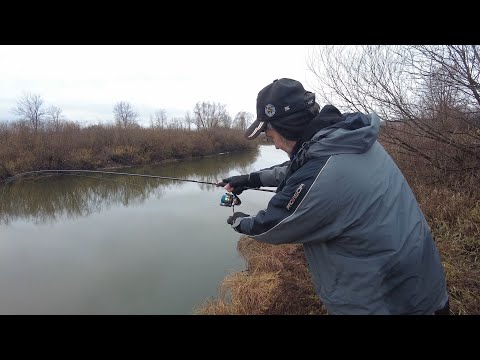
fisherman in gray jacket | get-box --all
[218,78,449,315]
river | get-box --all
[0,145,288,314]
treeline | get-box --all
[0,93,267,180]
[8,92,255,132]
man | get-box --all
[218,78,449,315]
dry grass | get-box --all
[412,181,480,315]
[193,237,327,315]
[0,121,256,180]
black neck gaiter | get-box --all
[290,104,344,156]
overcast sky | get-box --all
[0,45,320,126]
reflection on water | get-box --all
[0,145,288,314]
[0,148,262,225]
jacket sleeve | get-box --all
[251,160,290,187]
[232,156,343,245]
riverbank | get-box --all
[0,123,260,181]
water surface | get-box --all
[0,145,288,314]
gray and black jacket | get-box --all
[231,105,448,315]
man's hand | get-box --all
[227,212,250,228]
[217,174,261,195]
[217,175,250,195]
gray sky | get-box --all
[0,45,319,126]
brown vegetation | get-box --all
[193,237,327,315]
[0,121,260,181]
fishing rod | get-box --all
[4,169,276,211]
[4,169,275,191]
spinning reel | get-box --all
[220,192,241,212]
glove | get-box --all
[217,173,262,195]
[227,212,250,228]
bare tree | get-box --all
[233,111,254,130]
[12,92,46,130]
[220,112,232,128]
[46,105,66,131]
[150,109,168,128]
[192,101,230,130]
[184,111,194,130]
[113,101,139,129]
[168,117,185,130]
[307,45,480,172]
[412,45,480,109]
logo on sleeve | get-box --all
[286,183,305,210]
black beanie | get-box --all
[269,107,318,141]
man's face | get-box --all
[265,125,295,155]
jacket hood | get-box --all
[302,108,380,157]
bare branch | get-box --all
[113,101,139,129]
[307,45,480,172]
[12,92,46,130]
[192,101,230,130]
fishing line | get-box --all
[4,169,276,192]
[4,170,276,213]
